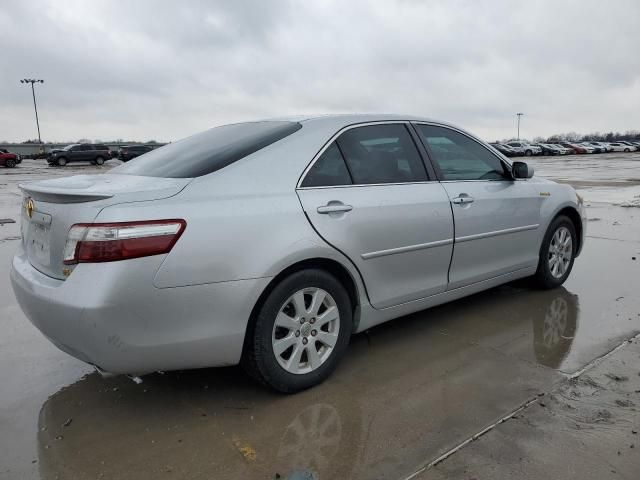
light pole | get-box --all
[516,112,524,140]
[20,79,44,144]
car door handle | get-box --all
[317,203,353,214]
[451,194,474,205]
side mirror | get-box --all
[512,161,534,179]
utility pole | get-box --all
[516,112,524,140]
[20,79,44,144]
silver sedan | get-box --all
[11,115,586,392]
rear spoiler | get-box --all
[19,184,114,203]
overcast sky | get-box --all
[1,0,639,143]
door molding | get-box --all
[456,224,539,243]
[362,238,454,260]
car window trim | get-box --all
[410,121,514,183]
[296,121,437,190]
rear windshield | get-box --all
[113,121,302,178]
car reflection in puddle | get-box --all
[36,286,578,480]
[533,290,578,369]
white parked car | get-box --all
[618,141,638,152]
[607,142,633,152]
[506,142,542,156]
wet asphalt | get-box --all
[1,155,639,479]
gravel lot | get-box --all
[1,155,639,479]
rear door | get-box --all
[413,123,542,290]
[297,123,454,309]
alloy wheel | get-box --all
[272,287,340,375]
[548,226,572,278]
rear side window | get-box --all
[301,143,352,187]
[114,121,302,178]
[336,124,427,184]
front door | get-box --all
[297,123,454,309]
[413,123,542,289]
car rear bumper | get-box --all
[11,250,272,375]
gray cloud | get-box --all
[1,0,639,142]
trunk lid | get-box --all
[19,174,191,280]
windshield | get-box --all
[113,121,302,178]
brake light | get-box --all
[63,220,186,264]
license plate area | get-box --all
[26,211,53,267]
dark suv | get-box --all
[118,145,152,162]
[48,144,111,166]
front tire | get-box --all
[5,158,16,168]
[525,149,532,156]
[57,157,67,166]
[242,269,353,393]
[95,156,105,165]
[532,215,577,289]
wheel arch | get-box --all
[241,257,362,358]
[554,206,583,256]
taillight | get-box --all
[63,220,186,265]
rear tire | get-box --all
[242,269,352,393]
[532,215,577,289]
[624,148,630,152]
[95,156,105,165]
[57,157,67,166]
[525,150,532,156]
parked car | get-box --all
[1,148,22,164]
[617,141,638,152]
[586,142,607,153]
[559,142,586,154]
[118,145,153,162]
[0,149,19,168]
[507,141,542,156]
[490,143,519,157]
[11,114,586,392]
[598,142,613,152]
[536,143,561,156]
[577,143,596,153]
[607,142,633,152]
[550,144,571,155]
[48,144,112,166]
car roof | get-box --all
[255,113,448,130]
[185,113,515,195]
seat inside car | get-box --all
[364,150,407,184]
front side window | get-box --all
[336,124,427,184]
[415,124,507,181]
[114,121,302,178]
